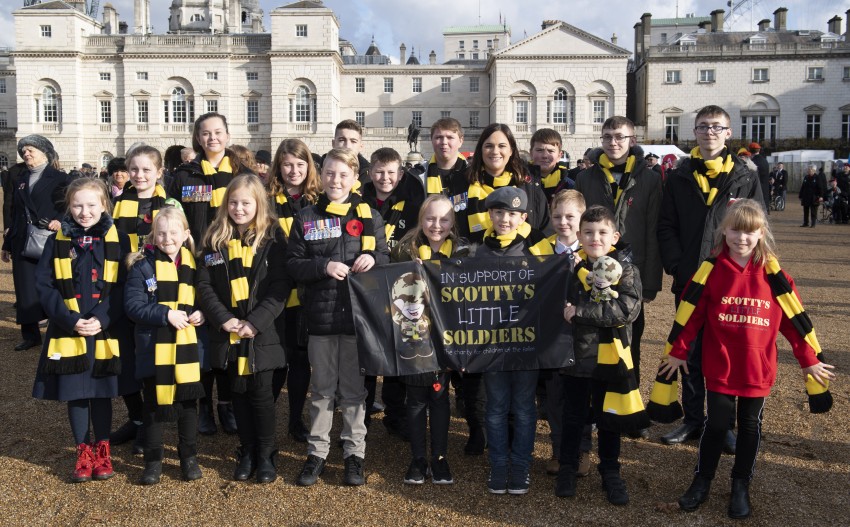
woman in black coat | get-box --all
[799,164,826,228]
[1,135,69,350]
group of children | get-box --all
[28,107,833,521]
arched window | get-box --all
[551,88,568,124]
[42,86,59,123]
[172,87,187,122]
[100,152,113,169]
[295,85,312,122]
[163,86,193,124]
[0,154,8,169]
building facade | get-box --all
[632,7,850,147]
[1,0,629,169]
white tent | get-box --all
[638,144,688,159]
[767,150,835,163]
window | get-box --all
[844,66,850,80]
[206,72,218,80]
[99,100,112,124]
[459,40,465,50]
[383,111,394,128]
[355,77,365,93]
[441,77,451,93]
[412,111,422,128]
[295,86,312,122]
[472,53,479,60]
[752,68,769,82]
[0,154,6,167]
[136,72,148,80]
[100,72,111,81]
[660,32,668,43]
[551,88,568,124]
[469,77,479,93]
[41,86,59,123]
[246,72,258,81]
[0,111,7,128]
[592,100,606,124]
[472,40,478,49]
[516,100,528,124]
[164,87,192,123]
[741,115,777,142]
[41,25,51,37]
[665,116,679,143]
[469,110,480,128]
[807,67,824,81]
[806,114,821,139]
[0,79,5,94]
[355,111,365,127]
[486,39,493,49]
[412,77,422,93]
[698,69,715,83]
[206,99,218,114]
[384,77,393,93]
[458,53,465,60]
[296,24,307,37]
[137,100,149,123]
[665,70,681,84]
[246,100,258,124]
[441,111,451,119]
[842,114,850,140]
[190,14,204,22]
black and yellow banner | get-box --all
[349,257,574,375]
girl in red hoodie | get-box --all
[658,198,834,520]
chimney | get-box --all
[710,9,725,32]
[400,43,406,65]
[429,50,436,65]
[827,16,842,36]
[541,20,558,30]
[699,20,712,33]
[774,7,788,31]
[758,19,770,32]
[846,9,850,39]
[102,4,119,34]
[633,21,642,58]
[641,13,652,54]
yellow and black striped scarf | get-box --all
[426,154,466,195]
[575,250,649,432]
[44,222,122,377]
[112,184,167,252]
[647,256,832,422]
[199,156,233,208]
[317,193,377,254]
[223,236,257,393]
[598,154,636,206]
[483,222,553,256]
[382,201,407,245]
[466,172,514,235]
[273,191,298,239]
[690,147,734,206]
[152,246,203,421]
[418,238,453,260]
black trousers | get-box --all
[802,204,819,226]
[405,373,450,460]
[365,376,407,428]
[560,376,620,474]
[461,372,486,431]
[230,369,276,457]
[272,345,311,427]
[695,391,764,481]
[201,368,232,404]
[141,379,198,461]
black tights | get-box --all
[68,398,112,445]
[201,368,232,405]
[696,391,765,481]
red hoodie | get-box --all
[669,250,819,397]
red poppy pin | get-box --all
[627,197,634,207]
[346,219,364,237]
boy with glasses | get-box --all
[656,105,764,449]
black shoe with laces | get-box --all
[296,455,326,487]
[343,455,366,486]
[110,420,138,445]
[431,456,453,485]
[403,457,428,485]
[600,470,629,505]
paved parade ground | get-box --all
[0,206,847,526]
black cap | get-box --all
[255,149,272,165]
[485,186,527,212]
[82,163,93,169]
[644,152,659,160]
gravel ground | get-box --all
[0,206,846,526]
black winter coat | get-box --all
[286,201,390,336]
[752,153,771,206]
[197,230,291,372]
[361,171,425,251]
[166,159,233,245]
[657,155,763,295]
[798,173,826,206]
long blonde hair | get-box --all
[125,206,195,268]
[712,198,776,266]
[203,174,278,253]
[396,195,459,260]
[268,139,321,203]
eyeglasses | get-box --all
[694,125,731,134]
[599,134,634,143]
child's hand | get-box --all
[414,258,424,265]
[326,261,350,280]
[659,356,689,379]
[563,302,576,323]
[222,318,242,333]
[74,317,102,336]
[237,321,257,339]
[351,254,376,273]
[803,362,836,386]
[188,310,205,326]
[167,310,190,330]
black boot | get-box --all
[110,420,138,445]
[198,401,217,435]
[554,465,577,498]
[255,451,277,484]
[132,422,145,455]
[218,402,238,435]
[678,475,712,511]
[728,478,752,519]
[180,456,202,481]
[233,446,256,481]
[288,419,309,443]
[138,448,163,485]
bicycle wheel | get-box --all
[775,196,785,211]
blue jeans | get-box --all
[484,370,539,475]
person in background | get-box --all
[798,164,826,228]
[255,149,272,186]
[644,153,663,176]
[749,142,770,211]
[230,145,258,176]
[770,162,788,206]
[107,157,129,201]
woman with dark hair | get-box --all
[446,123,550,245]
[1,135,70,350]
[167,112,242,436]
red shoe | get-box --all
[92,440,115,480]
[71,443,94,483]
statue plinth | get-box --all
[405,151,424,165]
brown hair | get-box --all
[467,123,527,185]
[126,145,163,172]
[229,144,257,176]
[695,105,731,126]
[430,117,464,139]
[530,128,562,149]
[579,205,617,230]
[335,119,363,137]
[190,112,242,173]
[370,147,403,166]
[601,116,635,132]
[268,138,321,204]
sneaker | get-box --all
[508,469,530,495]
[403,457,429,485]
[600,471,629,506]
[577,451,591,477]
[431,456,454,485]
[343,455,366,486]
[546,456,560,476]
[487,465,508,494]
[296,455,326,487]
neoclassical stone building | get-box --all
[1,0,630,169]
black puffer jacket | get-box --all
[563,253,642,379]
[361,171,425,252]
[167,157,233,244]
[657,155,762,295]
[285,200,390,336]
[196,229,291,372]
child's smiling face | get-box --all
[551,203,583,246]
[489,208,527,236]
[578,219,619,261]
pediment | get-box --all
[804,104,825,112]
[131,89,151,97]
[661,106,684,114]
[93,90,113,98]
[202,89,222,97]
[511,89,534,98]
[588,89,610,98]
[242,90,263,98]
[495,22,629,58]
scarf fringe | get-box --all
[42,354,90,376]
